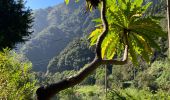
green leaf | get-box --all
[132,33,152,63]
[142,2,152,12]
[134,0,143,7]
[137,32,161,51]
[101,32,119,59]
[117,0,127,10]
[141,50,150,64]
[108,10,126,28]
[121,0,126,4]
[88,28,102,46]
[128,37,138,66]
[88,28,102,39]
[65,0,69,5]
[92,18,102,27]
[129,17,166,37]
[101,36,110,59]
[92,18,102,23]
[106,35,119,59]
[90,36,98,46]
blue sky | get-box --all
[25,0,64,9]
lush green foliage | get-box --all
[135,60,170,91]
[95,67,106,85]
[0,0,33,49]
[0,0,168,99]
[47,38,95,73]
[54,59,170,99]
[107,88,170,100]
[0,49,36,99]
[75,85,104,99]
[89,0,166,65]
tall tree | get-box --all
[36,0,166,99]
[0,0,33,49]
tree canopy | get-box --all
[0,0,33,49]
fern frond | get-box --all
[88,28,102,46]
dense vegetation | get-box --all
[0,0,170,99]
[0,49,36,99]
[38,60,170,99]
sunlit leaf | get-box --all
[128,35,138,66]
[134,0,143,7]
[65,0,69,5]
[89,28,102,46]
[88,28,102,39]
[88,0,165,66]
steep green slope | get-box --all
[47,38,95,73]
[20,0,99,72]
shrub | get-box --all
[0,49,36,99]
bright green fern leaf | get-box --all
[88,0,166,65]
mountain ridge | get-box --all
[20,0,99,72]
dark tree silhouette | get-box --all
[0,0,33,49]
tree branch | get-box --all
[102,45,128,65]
[36,0,129,99]
[36,57,102,100]
[95,0,108,59]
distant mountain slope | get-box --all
[47,38,95,74]
[20,0,99,72]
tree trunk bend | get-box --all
[36,0,128,99]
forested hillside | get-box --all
[47,38,95,73]
[1,0,170,99]
[20,0,99,72]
